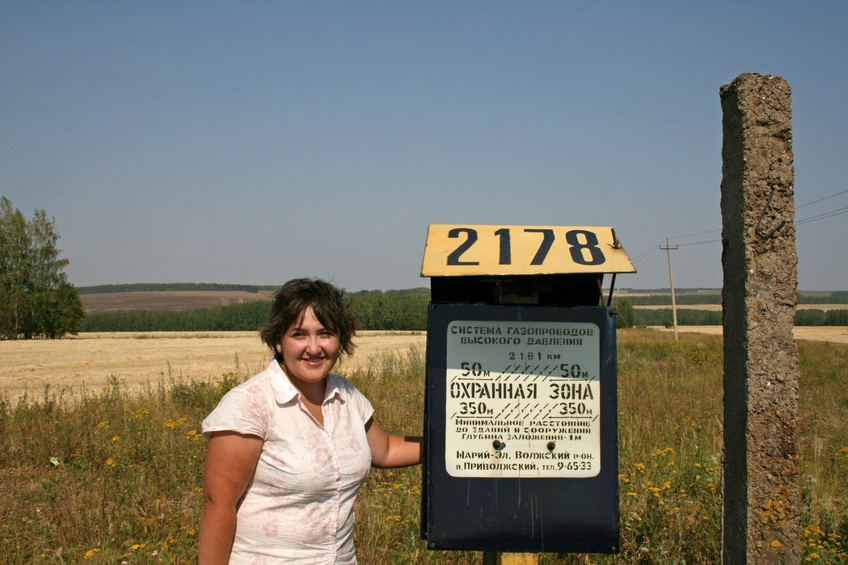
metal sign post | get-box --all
[419,225,635,558]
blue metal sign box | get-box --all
[422,303,619,553]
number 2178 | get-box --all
[447,227,606,267]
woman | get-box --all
[198,278,422,565]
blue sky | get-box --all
[2,2,846,292]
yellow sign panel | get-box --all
[421,224,636,277]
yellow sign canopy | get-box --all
[421,224,636,277]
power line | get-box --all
[631,242,666,264]
[797,189,848,210]
[632,188,846,274]
[797,205,848,225]
[634,250,666,269]
[668,228,720,240]
[660,188,847,242]
[677,238,721,247]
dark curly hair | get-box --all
[259,278,357,362]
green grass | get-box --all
[1,331,846,564]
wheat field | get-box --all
[0,330,425,400]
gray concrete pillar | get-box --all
[720,73,800,564]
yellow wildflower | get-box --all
[805,525,826,538]
[130,407,150,419]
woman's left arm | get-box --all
[365,417,422,468]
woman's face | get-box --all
[279,306,341,392]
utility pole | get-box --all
[660,239,679,340]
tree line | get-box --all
[81,293,431,332]
[80,300,272,332]
[347,287,430,298]
[611,300,723,328]
[794,309,848,326]
[76,283,267,294]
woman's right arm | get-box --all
[198,431,264,565]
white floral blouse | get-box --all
[202,359,374,564]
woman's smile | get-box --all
[279,306,341,396]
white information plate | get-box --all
[445,319,601,478]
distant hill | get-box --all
[347,287,430,298]
[76,283,430,296]
[77,284,432,314]
[79,287,431,331]
[76,283,267,294]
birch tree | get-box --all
[0,197,84,339]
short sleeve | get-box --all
[202,383,269,439]
[341,377,374,425]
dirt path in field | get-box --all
[652,325,848,344]
[634,304,848,311]
[0,331,425,401]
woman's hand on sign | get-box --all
[365,417,422,468]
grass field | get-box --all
[1,329,846,564]
[79,291,275,313]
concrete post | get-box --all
[719,73,800,564]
